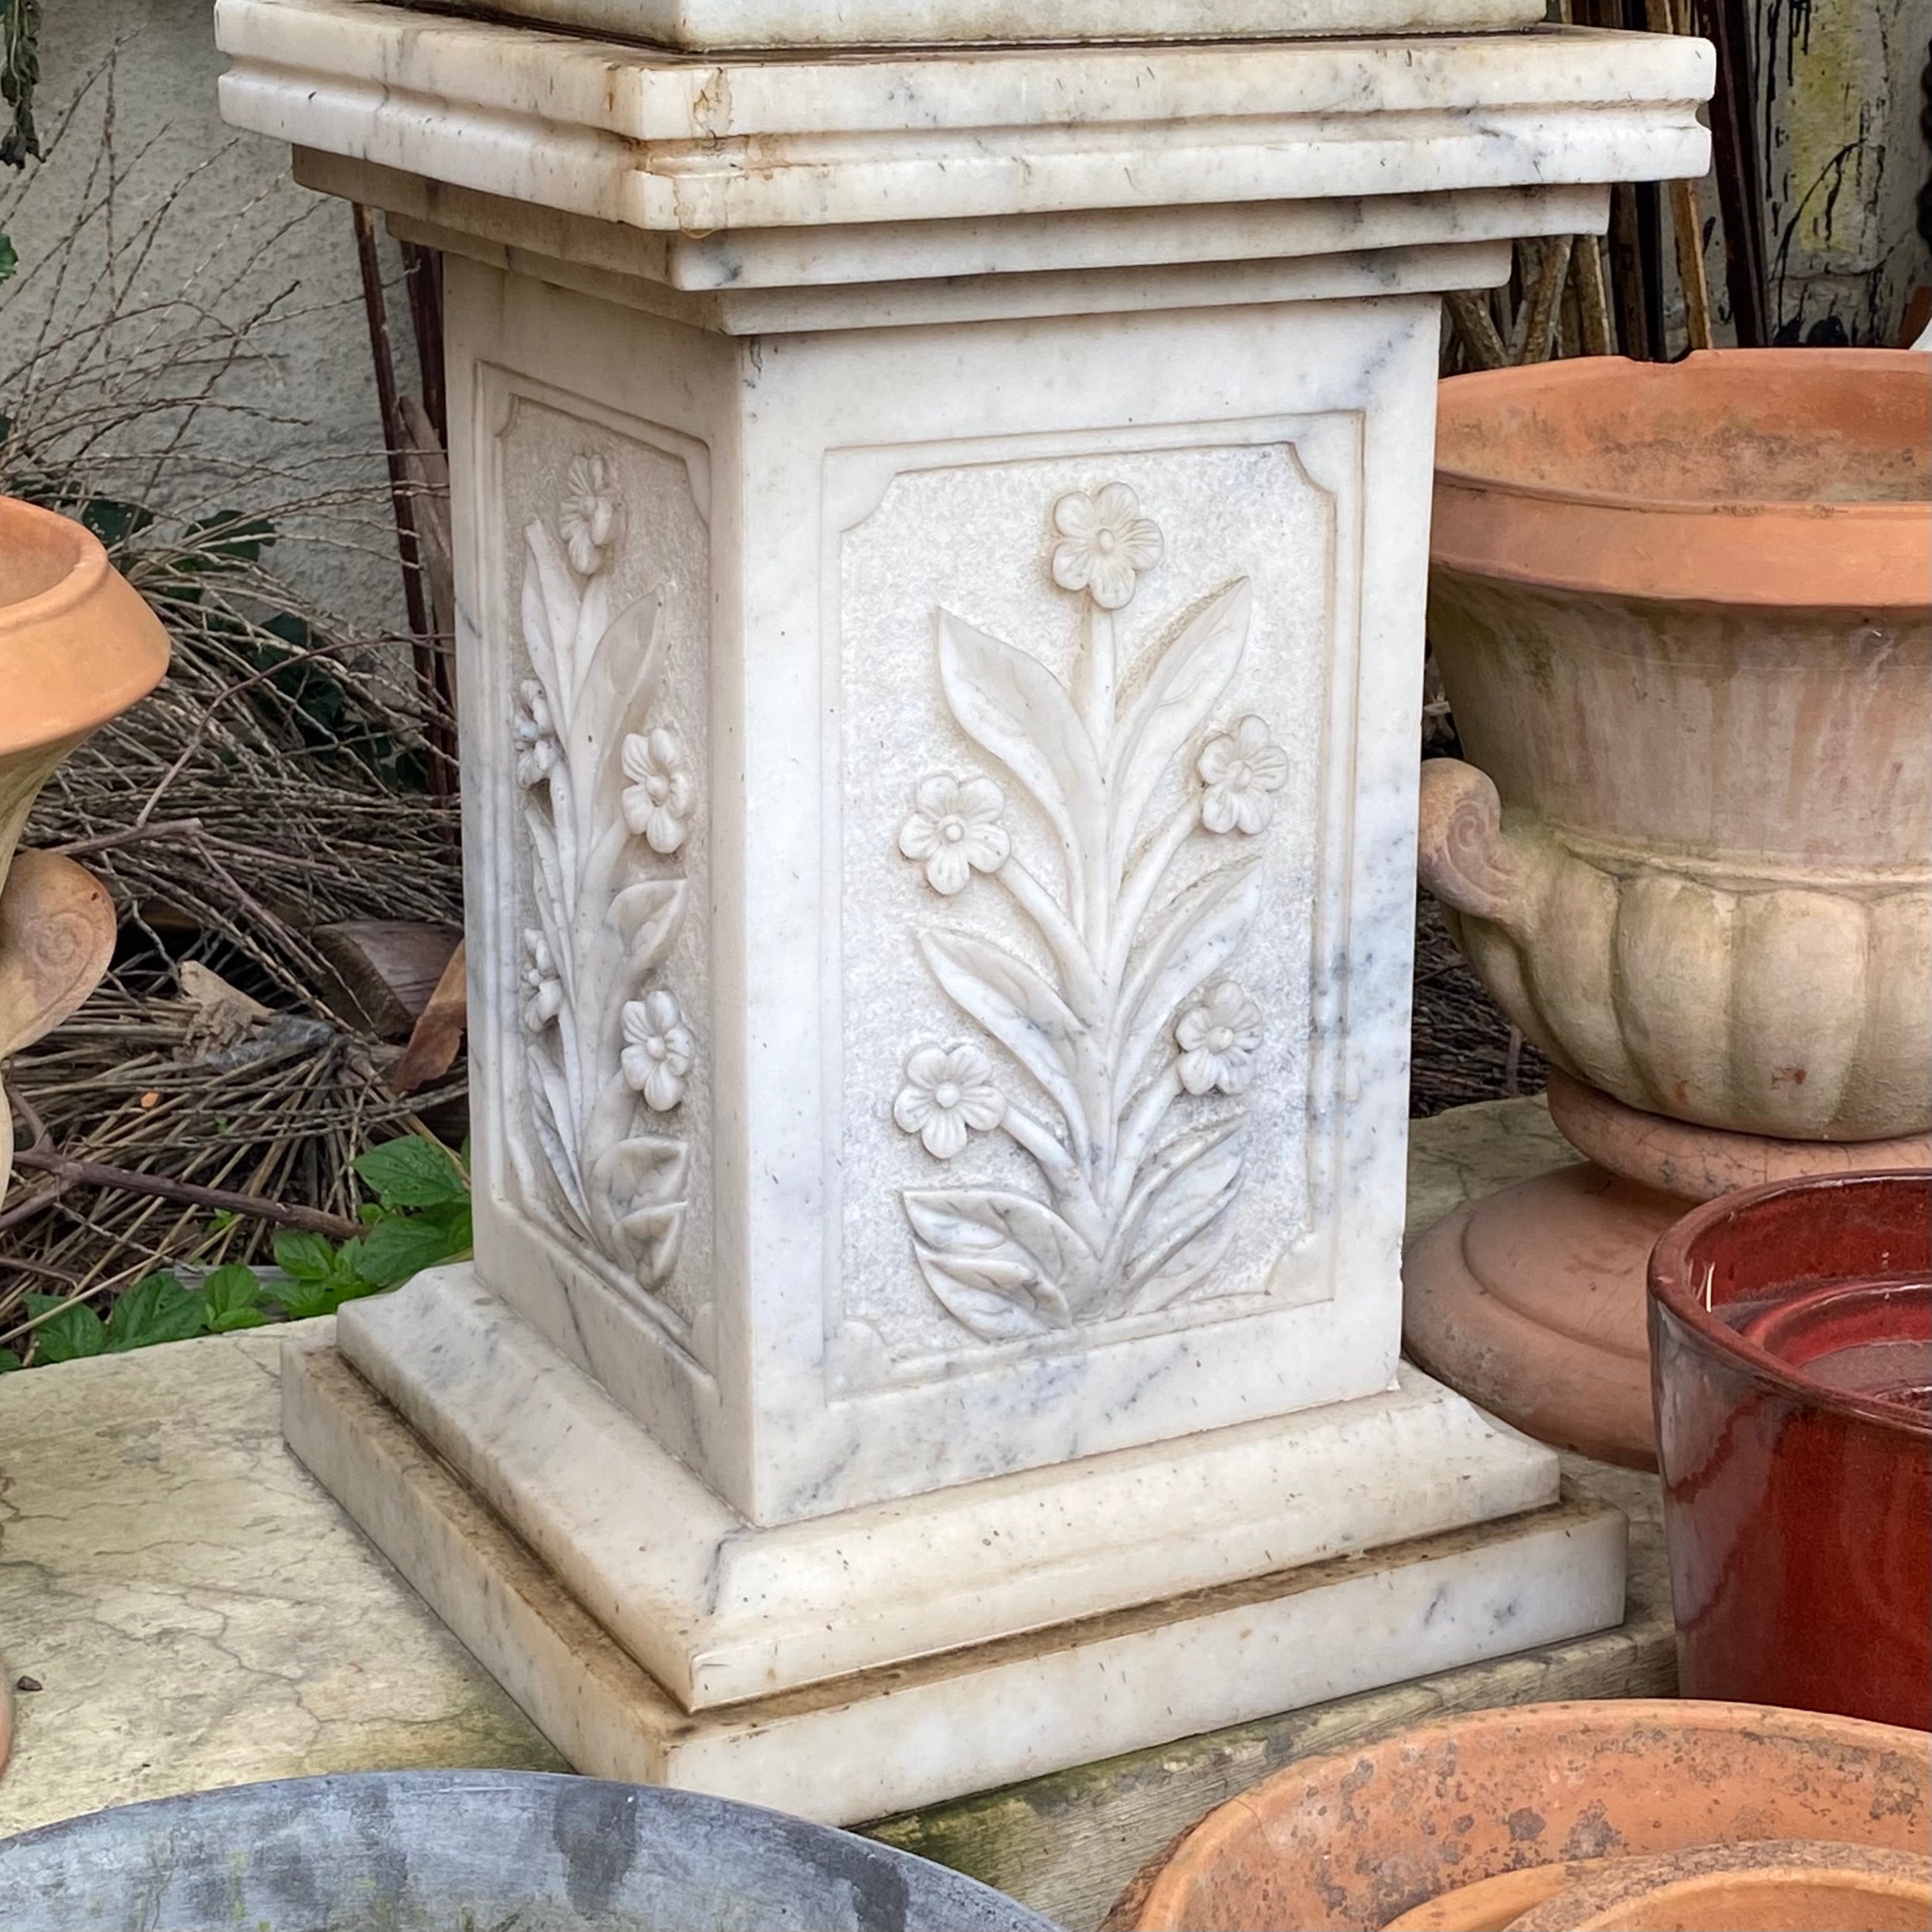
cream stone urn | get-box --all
[0,496,171,1187]
[1405,349,1932,1467]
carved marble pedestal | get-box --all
[218,0,1710,1818]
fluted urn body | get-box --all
[1419,350,1931,1142]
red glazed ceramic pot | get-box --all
[1649,1170,1932,1729]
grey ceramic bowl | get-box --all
[0,1770,1061,1931]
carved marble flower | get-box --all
[514,678,560,789]
[621,988,695,1113]
[893,1042,1006,1160]
[519,929,562,1034]
[559,453,619,575]
[1198,715,1289,836]
[897,773,1010,895]
[1050,483,1163,611]
[1175,980,1264,1098]
[621,725,694,855]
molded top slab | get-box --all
[216,1,1713,235]
[409,0,1542,49]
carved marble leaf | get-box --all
[903,1188,1097,1341]
[1106,579,1251,884]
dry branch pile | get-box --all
[1,58,460,1345]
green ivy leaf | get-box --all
[106,1272,210,1351]
[419,1201,472,1249]
[354,1136,470,1209]
[0,233,16,287]
[272,1230,336,1282]
[202,1264,270,1333]
[77,495,155,552]
[355,1213,467,1290]
[0,1348,24,1373]
[26,1294,108,1365]
[269,1278,342,1322]
[331,1236,372,1286]
[183,508,275,570]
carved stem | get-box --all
[1079,603,1119,946]
[999,1102,1096,1220]
[1108,1064,1183,1218]
[995,858,1105,1025]
[1105,799,1201,992]
[1078,603,1117,755]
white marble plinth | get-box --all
[284,1323,1624,1824]
[328,1266,1569,1708]
[219,0,1704,1818]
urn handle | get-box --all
[1416,759,1523,932]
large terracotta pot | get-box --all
[1650,1170,1931,1730]
[1421,348,1930,1143]
[0,496,169,1180]
[1109,1699,1932,1931]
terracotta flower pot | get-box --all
[1110,1699,1931,1931]
[1420,348,1930,1143]
[0,495,170,1180]
[1650,1170,1932,1730]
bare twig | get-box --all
[8,1146,364,1239]
[1445,288,1510,370]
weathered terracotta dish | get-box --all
[1505,1839,1932,1930]
[1383,1859,1616,1930]
[0,494,168,1188]
[1652,1170,1932,1730]
[1406,349,1931,1466]
[1110,1699,1932,1931]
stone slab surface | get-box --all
[0,1326,563,1843]
[435,0,1543,53]
[0,1097,1660,1930]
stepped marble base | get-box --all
[284,1272,1626,1824]
[1403,1071,1932,1469]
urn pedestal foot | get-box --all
[1402,1071,1932,1468]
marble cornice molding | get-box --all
[216,0,1713,245]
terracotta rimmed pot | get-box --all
[1421,348,1929,1139]
[0,495,168,1185]
[1651,1170,1932,1730]
[1108,1699,1932,1931]
[1405,349,1931,1467]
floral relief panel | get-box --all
[837,441,1333,1370]
[497,400,714,1344]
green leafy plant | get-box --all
[0,1135,472,1368]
